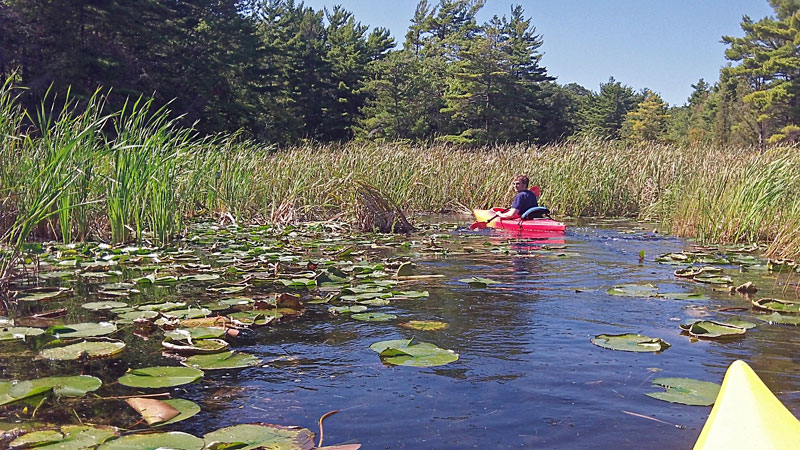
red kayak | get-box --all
[473,208,566,233]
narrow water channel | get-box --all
[2,219,799,449]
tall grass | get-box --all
[2,73,800,289]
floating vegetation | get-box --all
[369,339,459,367]
[183,351,261,370]
[458,277,499,288]
[590,333,670,352]
[759,312,800,326]
[607,284,658,297]
[752,297,800,313]
[400,320,449,331]
[645,378,721,406]
[680,320,747,339]
[39,339,126,360]
[0,375,102,406]
[117,366,204,389]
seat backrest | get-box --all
[531,185,541,198]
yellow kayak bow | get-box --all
[694,360,800,449]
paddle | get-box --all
[469,208,508,230]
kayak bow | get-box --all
[694,360,800,450]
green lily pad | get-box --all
[679,320,747,338]
[645,377,721,406]
[138,301,186,312]
[118,366,203,388]
[458,277,499,288]
[155,399,202,427]
[724,318,756,329]
[400,320,449,331]
[46,322,117,338]
[227,310,281,326]
[358,298,391,306]
[183,351,261,370]
[607,284,658,297]
[15,287,70,302]
[180,274,221,282]
[82,301,129,311]
[11,425,117,449]
[752,297,800,313]
[39,340,126,360]
[115,310,160,322]
[759,312,800,326]
[0,326,45,341]
[0,375,102,406]
[693,274,732,285]
[328,305,368,314]
[351,312,397,322]
[202,423,314,450]
[392,290,430,298]
[97,431,204,450]
[396,262,414,277]
[657,292,710,301]
[369,339,459,367]
[162,338,229,355]
[165,327,226,341]
[161,308,211,320]
[590,333,670,352]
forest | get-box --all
[1,0,798,147]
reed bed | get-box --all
[1,81,800,279]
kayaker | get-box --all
[495,175,538,219]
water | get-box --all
[2,219,800,448]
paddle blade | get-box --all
[469,221,488,230]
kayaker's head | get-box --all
[513,175,529,192]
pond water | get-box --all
[1,218,799,448]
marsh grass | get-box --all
[2,75,800,288]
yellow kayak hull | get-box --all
[694,360,800,449]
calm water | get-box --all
[2,218,800,449]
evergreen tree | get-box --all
[621,91,670,142]
[577,77,643,139]
[722,0,800,146]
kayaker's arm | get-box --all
[495,208,520,219]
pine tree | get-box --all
[577,77,643,139]
[621,91,670,142]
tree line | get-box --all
[0,0,797,147]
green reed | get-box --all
[2,75,800,279]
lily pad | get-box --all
[46,322,117,338]
[752,297,800,313]
[125,397,180,425]
[118,366,203,388]
[0,326,45,341]
[15,287,70,302]
[0,375,102,406]
[82,301,128,311]
[590,333,670,352]
[162,338,229,355]
[724,318,756,329]
[138,301,186,312]
[399,320,449,331]
[39,340,126,360]
[328,305,368,314]
[693,274,732,285]
[396,262,414,277]
[458,277,499,288]
[180,274,221,282]
[369,339,459,367]
[351,312,397,322]
[679,320,746,338]
[203,423,314,450]
[10,425,117,449]
[759,312,800,326]
[645,377,720,406]
[657,292,710,301]
[165,327,226,341]
[161,308,212,320]
[392,290,430,299]
[183,351,261,370]
[607,283,658,297]
[115,310,160,322]
[97,431,204,450]
[155,399,202,427]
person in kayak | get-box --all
[494,175,538,219]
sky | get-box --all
[299,0,776,106]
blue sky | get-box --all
[300,0,775,106]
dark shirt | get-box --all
[511,190,538,217]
